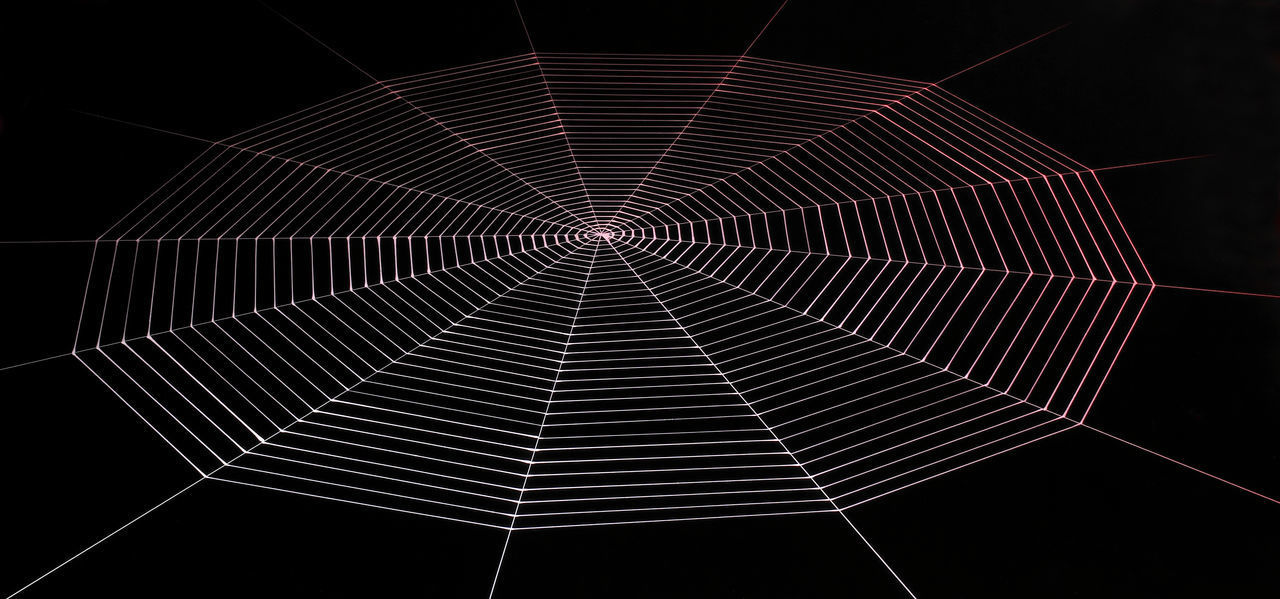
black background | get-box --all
[2,1,1278,597]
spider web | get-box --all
[73,52,1151,530]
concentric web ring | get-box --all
[74,53,1152,530]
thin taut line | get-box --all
[1082,424,1280,506]
[254,0,377,80]
[71,109,216,145]
[1093,154,1212,172]
[256,0,595,231]
[511,0,602,227]
[0,240,99,244]
[936,23,1071,84]
[0,352,73,372]
[488,242,599,598]
[4,479,205,599]
[603,0,791,229]
[1154,283,1280,300]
